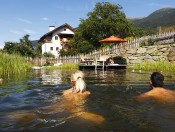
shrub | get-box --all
[0,52,32,76]
[147,38,155,46]
[106,56,127,64]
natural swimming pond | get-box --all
[0,69,175,132]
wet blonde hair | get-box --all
[71,71,86,93]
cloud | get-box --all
[17,18,32,24]
[149,3,173,8]
[10,30,23,35]
[24,29,39,35]
[42,17,49,21]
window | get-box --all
[55,36,58,40]
[56,47,59,51]
[64,28,66,31]
[50,47,53,51]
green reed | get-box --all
[0,52,32,76]
[131,61,175,72]
[47,63,78,70]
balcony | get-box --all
[41,39,52,44]
[60,38,71,44]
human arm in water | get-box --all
[62,88,91,96]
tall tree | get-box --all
[3,42,19,54]
[18,34,34,57]
[71,2,135,52]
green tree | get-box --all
[33,43,42,58]
[70,2,136,53]
[3,34,42,58]
[3,42,19,54]
[69,31,94,54]
[18,34,34,57]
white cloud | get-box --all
[42,17,49,21]
[17,18,32,24]
[10,30,23,35]
[149,3,173,8]
[24,29,39,35]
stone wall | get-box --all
[123,43,175,64]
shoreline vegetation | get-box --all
[0,52,32,77]
[130,61,175,72]
[46,63,78,70]
[1,51,175,78]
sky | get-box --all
[0,0,174,48]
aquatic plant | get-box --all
[131,61,175,72]
[0,52,32,76]
[47,63,78,70]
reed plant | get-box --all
[131,61,175,72]
[48,63,78,70]
[0,52,32,76]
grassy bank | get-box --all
[47,63,78,70]
[130,61,175,72]
[0,52,32,76]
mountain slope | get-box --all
[130,8,175,29]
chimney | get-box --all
[49,26,55,31]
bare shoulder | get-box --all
[62,88,72,96]
[134,88,175,103]
[134,90,153,102]
[62,89,91,96]
[83,91,91,95]
[77,91,91,96]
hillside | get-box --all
[130,8,175,29]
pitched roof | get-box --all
[39,23,75,42]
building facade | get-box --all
[39,23,75,57]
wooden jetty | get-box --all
[79,63,127,70]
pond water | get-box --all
[0,69,175,132]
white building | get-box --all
[39,23,75,57]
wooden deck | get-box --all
[79,64,127,70]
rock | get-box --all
[137,48,147,54]
[168,51,175,61]
[129,59,143,64]
[126,49,137,54]
[147,47,157,54]
[32,66,42,70]
[128,56,138,60]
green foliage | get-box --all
[139,41,146,47]
[33,42,42,57]
[18,34,34,57]
[3,34,42,58]
[139,38,155,47]
[131,61,175,72]
[3,42,19,54]
[106,56,127,64]
[130,8,175,31]
[113,56,127,64]
[0,52,32,76]
[43,60,54,66]
[69,30,94,54]
[60,49,77,56]
[69,2,137,54]
[147,38,155,46]
[43,52,54,58]
[50,63,78,70]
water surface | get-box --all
[0,69,175,132]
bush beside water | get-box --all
[131,61,175,72]
[49,63,78,70]
[0,52,32,76]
